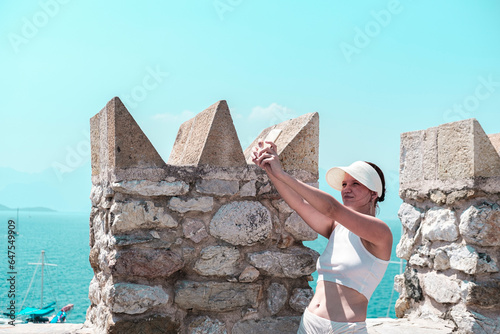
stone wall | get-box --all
[85,97,320,333]
[395,118,500,334]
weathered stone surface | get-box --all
[182,218,209,243]
[244,113,319,174]
[447,245,498,275]
[239,180,256,197]
[403,268,423,302]
[422,272,461,304]
[90,97,166,177]
[396,232,417,260]
[422,208,459,242]
[232,317,301,334]
[110,201,178,233]
[194,246,240,276]
[289,288,313,313]
[284,212,317,241]
[489,133,500,155]
[113,249,183,278]
[272,199,294,215]
[437,119,500,180]
[433,249,450,271]
[398,203,423,234]
[196,179,239,196]
[188,316,227,334]
[400,130,424,185]
[111,180,189,196]
[239,266,260,283]
[210,201,272,246]
[168,100,247,167]
[459,204,500,247]
[450,304,500,334]
[169,197,214,213]
[409,253,432,268]
[465,282,500,309]
[247,247,319,278]
[267,283,288,315]
[174,281,262,311]
[112,283,169,315]
[109,315,179,334]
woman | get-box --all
[252,140,392,334]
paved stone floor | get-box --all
[0,318,456,333]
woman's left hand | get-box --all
[251,140,283,178]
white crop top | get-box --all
[317,224,389,301]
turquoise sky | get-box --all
[1,0,500,215]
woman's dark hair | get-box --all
[365,161,386,203]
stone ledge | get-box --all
[0,318,457,334]
[366,318,455,334]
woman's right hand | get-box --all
[251,140,284,179]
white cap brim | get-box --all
[325,161,383,197]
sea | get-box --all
[0,211,402,324]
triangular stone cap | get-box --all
[244,112,319,174]
[168,100,246,167]
[437,118,500,179]
[488,133,500,156]
[90,97,166,176]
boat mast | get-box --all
[41,250,44,308]
[28,250,57,308]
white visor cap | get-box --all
[325,161,383,198]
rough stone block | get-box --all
[195,179,239,196]
[238,266,260,283]
[437,119,500,180]
[460,203,500,247]
[445,245,498,275]
[90,97,166,176]
[284,211,317,241]
[111,283,170,315]
[247,247,319,278]
[423,126,438,180]
[244,113,319,174]
[188,316,228,334]
[232,317,301,334]
[182,218,209,243]
[169,196,214,213]
[465,282,500,309]
[488,133,500,155]
[209,201,272,246]
[267,283,287,315]
[110,201,178,233]
[174,281,262,311]
[398,203,422,234]
[168,100,246,167]
[109,315,179,334]
[422,272,461,304]
[113,249,184,279]
[111,180,189,197]
[193,246,240,276]
[421,208,459,242]
[400,130,424,185]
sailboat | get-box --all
[14,250,72,323]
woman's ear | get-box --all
[370,191,378,202]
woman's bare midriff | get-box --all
[307,280,368,323]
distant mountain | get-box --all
[0,204,57,212]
